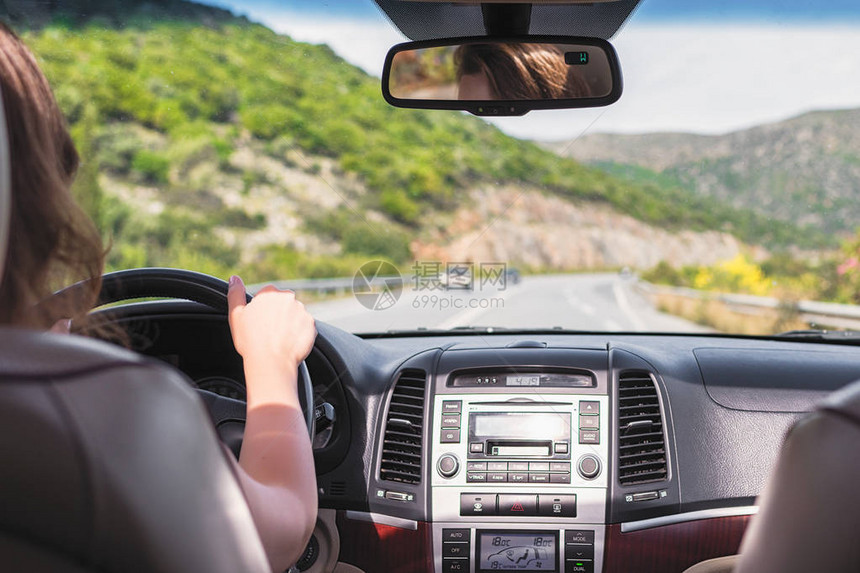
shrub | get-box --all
[379,189,420,224]
[342,226,411,262]
[132,149,170,184]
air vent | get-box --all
[618,372,668,485]
[328,481,346,496]
[379,369,427,485]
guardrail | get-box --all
[637,281,860,330]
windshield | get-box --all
[7,0,860,335]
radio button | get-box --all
[551,473,571,484]
[442,400,462,413]
[442,414,461,428]
[441,429,461,443]
[467,472,487,483]
[578,455,601,480]
[487,462,507,471]
[470,442,484,453]
[509,472,528,483]
[529,462,550,472]
[529,473,550,483]
[467,461,487,471]
[554,443,569,454]
[508,462,529,472]
[442,543,469,558]
[579,401,600,415]
[579,415,599,430]
[488,473,508,482]
[551,462,571,472]
[538,494,576,517]
[437,454,460,478]
[498,494,537,516]
[460,493,495,516]
[578,430,599,445]
[442,529,470,542]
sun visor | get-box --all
[0,84,10,288]
[373,0,641,40]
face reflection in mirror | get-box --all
[455,43,590,101]
[458,71,494,100]
[386,40,616,105]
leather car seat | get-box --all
[0,65,269,573]
[733,378,860,572]
[0,328,272,573]
[685,378,860,573]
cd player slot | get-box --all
[470,401,573,407]
[487,440,551,457]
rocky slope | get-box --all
[414,186,743,270]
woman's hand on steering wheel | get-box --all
[226,275,317,403]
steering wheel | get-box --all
[57,267,316,437]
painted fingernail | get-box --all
[229,275,240,286]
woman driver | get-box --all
[0,22,317,572]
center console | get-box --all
[430,351,610,573]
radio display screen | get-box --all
[506,375,541,386]
[472,413,570,440]
[477,531,558,571]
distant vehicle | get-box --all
[438,265,474,290]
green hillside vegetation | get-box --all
[10,2,829,282]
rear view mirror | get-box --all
[382,36,622,116]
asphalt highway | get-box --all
[307,273,709,335]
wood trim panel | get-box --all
[604,515,750,573]
[334,512,748,573]
[336,512,433,573]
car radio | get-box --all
[466,411,572,460]
[434,394,606,490]
[430,369,608,573]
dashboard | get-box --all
[108,301,860,573]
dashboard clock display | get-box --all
[477,531,558,571]
[506,375,540,386]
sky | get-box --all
[207,0,860,139]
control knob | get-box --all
[437,453,460,478]
[578,454,601,480]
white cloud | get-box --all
[250,14,406,77]
[246,13,860,138]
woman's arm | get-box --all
[227,275,318,572]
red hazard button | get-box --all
[498,494,537,516]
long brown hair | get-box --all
[0,22,106,330]
[455,43,591,100]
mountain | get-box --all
[1,1,827,281]
[550,109,860,239]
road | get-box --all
[307,273,709,334]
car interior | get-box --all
[1,1,860,573]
